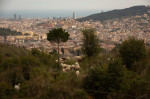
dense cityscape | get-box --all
[0,10,150,55]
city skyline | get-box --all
[0,0,149,11]
[0,0,149,18]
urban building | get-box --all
[14,14,17,20]
[73,12,76,19]
[19,15,21,20]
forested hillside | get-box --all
[77,6,150,22]
[0,36,150,99]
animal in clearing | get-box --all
[76,70,80,78]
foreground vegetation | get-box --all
[0,37,150,99]
[0,44,87,99]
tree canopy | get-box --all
[47,28,69,68]
[0,28,22,36]
[119,37,147,69]
[83,59,125,99]
[81,29,101,57]
[47,28,69,44]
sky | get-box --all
[0,0,150,11]
[0,0,150,18]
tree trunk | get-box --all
[4,35,6,41]
[57,43,60,69]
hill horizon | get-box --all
[77,5,150,22]
[1,5,149,18]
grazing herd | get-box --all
[14,57,81,91]
[56,57,81,78]
[61,62,80,77]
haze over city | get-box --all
[0,0,149,18]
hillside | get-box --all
[0,41,150,98]
[0,44,88,99]
[77,5,150,22]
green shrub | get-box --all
[119,37,147,69]
[20,55,41,67]
[2,57,19,70]
[83,59,126,99]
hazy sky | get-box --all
[0,0,150,10]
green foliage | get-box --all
[79,55,103,72]
[126,79,150,99]
[107,59,125,92]
[0,28,22,36]
[43,72,87,99]
[0,28,22,41]
[111,43,121,56]
[146,67,150,81]
[2,57,19,70]
[31,48,57,69]
[63,59,76,65]
[19,70,88,99]
[0,44,88,98]
[122,70,150,99]
[24,33,30,36]
[47,28,69,43]
[83,59,126,99]
[131,59,149,76]
[119,37,147,69]
[31,48,41,56]
[81,29,101,57]
[0,81,14,99]
[1,38,150,99]
[20,55,40,67]
[47,28,69,68]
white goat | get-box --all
[71,65,76,70]
[62,64,67,68]
[65,66,71,71]
[62,68,66,73]
[66,57,70,60]
[75,62,79,66]
[76,70,80,78]
[14,83,20,91]
[61,63,64,66]
[75,62,80,69]
[75,65,80,70]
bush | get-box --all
[1,57,20,70]
[41,72,87,99]
[31,48,57,69]
[119,37,147,69]
[83,59,126,99]
[20,55,40,67]
[131,59,149,76]
[82,29,101,57]
[83,67,108,99]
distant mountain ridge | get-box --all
[77,5,150,22]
